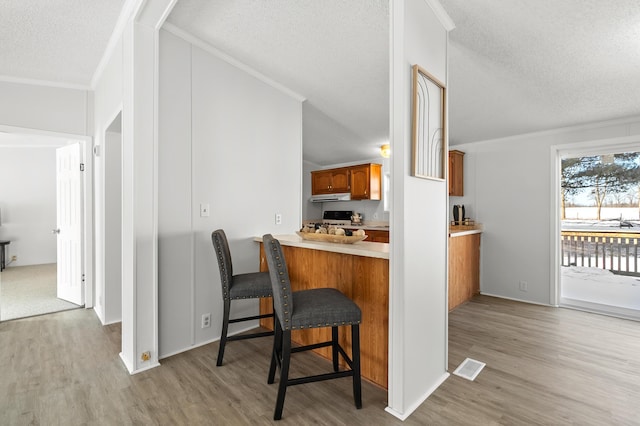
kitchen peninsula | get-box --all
[449,226,482,310]
[254,234,389,389]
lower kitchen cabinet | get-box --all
[366,229,389,243]
[448,232,480,311]
[344,228,389,243]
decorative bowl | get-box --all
[295,231,368,244]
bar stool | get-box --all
[211,229,274,366]
[262,234,362,420]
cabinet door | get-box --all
[448,233,480,311]
[312,170,333,195]
[449,150,464,196]
[351,164,381,200]
[366,229,389,243]
[345,229,389,243]
[330,168,350,193]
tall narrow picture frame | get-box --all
[412,64,446,180]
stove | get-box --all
[322,210,353,227]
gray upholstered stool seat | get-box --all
[212,229,274,366]
[289,288,362,329]
[262,234,362,420]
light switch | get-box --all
[200,203,210,217]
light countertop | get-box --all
[449,224,483,238]
[254,234,389,260]
[344,224,390,231]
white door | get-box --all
[56,143,83,305]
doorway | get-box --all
[557,145,640,320]
[0,131,89,321]
[95,111,123,325]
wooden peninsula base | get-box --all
[256,235,389,389]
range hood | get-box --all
[309,193,351,203]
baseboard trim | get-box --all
[560,297,640,321]
[385,372,450,421]
[159,324,265,360]
[480,292,553,307]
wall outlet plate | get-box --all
[201,313,211,328]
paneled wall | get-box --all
[158,29,303,358]
[0,147,57,266]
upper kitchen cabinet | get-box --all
[310,163,382,199]
[449,150,464,196]
[350,163,382,200]
[311,167,351,195]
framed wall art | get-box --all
[411,64,446,180]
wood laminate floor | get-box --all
[0,295,638,425]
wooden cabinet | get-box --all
[311,163,382,199]
[350,164,382,200]
[448,232,480,311]
[449,150,464,196]
[345,228,389,243]
[311,167,350,195]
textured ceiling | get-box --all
[4,1,637,159]
[166,0,389,166]
[0,0,125,87]
[440,0,640,144]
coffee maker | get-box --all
[453,205,465,225]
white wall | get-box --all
[387,0,451,419]
[158,29,303,358]
[451,116,640,305]
[302,160,323,220]
[104,126,122,324]
[93,34,124,325]
[0,147,57,266]
[0,81,89,268]
[0,81,88,136]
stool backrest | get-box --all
[262,234,293,327]
[212,229,234,298]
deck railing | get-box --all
[561,231,640,275]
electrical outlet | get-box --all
[519,281,528,291]
[11,255,17,261]
[201,313,211,328]
[141,351,151,361]
[275,213,282,225]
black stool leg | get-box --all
[332,326,339,372]
[216,299,231,366]
[274,329,291,420]
[268,316,283,384]
[352,324,362,409]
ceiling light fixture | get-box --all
[380,143,390,158]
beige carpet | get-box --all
[0,264,81,321]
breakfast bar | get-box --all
[254,234,389,389]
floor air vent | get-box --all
[453,358,486,381]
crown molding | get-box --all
[424,0,456,32]
[451,115,640,148]
[0,75,89,91]
[90,0,144,89]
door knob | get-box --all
[52,228,60,234]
